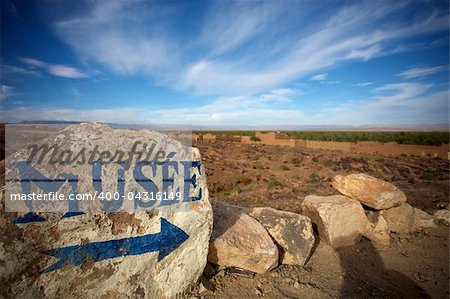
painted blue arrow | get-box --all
[41,218,189,274]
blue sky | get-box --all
[0,0,448,126]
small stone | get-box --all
[226,267,255,278]
[434,209,449,225]
[198,282,207,294]
[417,272,430,282]
[294,281,301,288]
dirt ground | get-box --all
[191,140,450,299]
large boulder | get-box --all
[301,195,367,248]
[1,123,213,298]
[248,207,315,266]
[332,173,406,210]
[208,201,278,273]
[380,203,415,233]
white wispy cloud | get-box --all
[3,84,449,125]
[200,3,276,55]
[0,85,14,101]
[320,80,340,85]
[322,82,448,124]
[19,57,88,78]
[0,105,307,125]
[19,57,48,68]
[0,88,303,125]
[0,107,147,123]
[173,2,447,95]
[53,2,175,76]
[47,1,448,96]
[3,82,449,125]
[310,73,328,81]
[1,64,40,77]
[345,44,381,61]
[397,65,448,79]
[168,83,447,125]
[353,82,373,87]
[4,83,446,125]
[373,82,432,102]
[310,74,340,84]
[47,65,88,79]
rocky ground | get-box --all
[191,140,449,299]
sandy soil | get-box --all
[191,140,449,299]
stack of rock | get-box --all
[207,173,449,275]
[207,201,316,273]
[302,173,445,248]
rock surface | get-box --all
[434,209,450,225]
[301,195,367,248]
[413,208,437,230]
[380,203,415,233]
[332,173,407,210]
[1,123,213,298]
[208,201,278,273]
[364,212,390,246]
[248,207,315,266]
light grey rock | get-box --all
[1,122,213,298]
[302,195,368,248]
[248,207,315,266]
[208,201,278,273]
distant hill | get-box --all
[8,120,449,132]
[192,124,449,132]
[19,120,82,125]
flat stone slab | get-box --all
[332,173,407,210]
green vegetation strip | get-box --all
[285,131,449,146]
[193,131,256,137]
[193,131,449,146]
